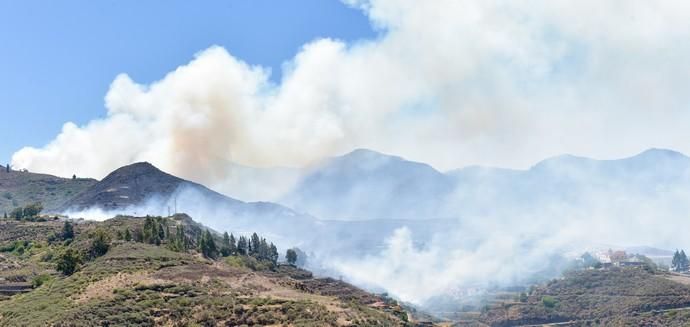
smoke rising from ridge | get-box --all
[11,1,690,199]
[12,0,690,309]
[60,150,690,306]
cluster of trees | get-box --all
[672,250,689,272]
[6,202,44,221]
[207,231,280,265]
[54,216,298,274]
[181,227,297,267]
[168,225,190,252]
[116,216,192,253]
[114,216,192,252]
[55,222,109,276]
[141,216,166,245]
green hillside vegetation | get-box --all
[479,268,690,326]
[0,168,96,214]
[0,213,411,326]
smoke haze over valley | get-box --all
[4,0,690,323]
[38,148,690,306]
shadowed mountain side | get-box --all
[58,162,316,234]
[58,162,240,211]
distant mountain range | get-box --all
[5,148,689,224]
[281,149,455,220]
[281,147,690,220]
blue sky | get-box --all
[0,0,375,163]
[7,1,690,178]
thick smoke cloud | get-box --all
[11,0,690,308]
[12,1,690,199]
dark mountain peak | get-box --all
[60,162,187,211]
[104,162,170,179]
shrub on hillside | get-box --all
[56,248,81,275]
[542,296,558,308]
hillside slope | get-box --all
[0,168,96,214]
[480,268,690,326]
[0,214,411,326]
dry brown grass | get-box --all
[73,271,167,303]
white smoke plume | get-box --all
[11,0,690,310]
[11,1,690,200]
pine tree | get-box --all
[250,233,260,256]
[62,221,74,240]
[157,222,165,243]
[124,228,132,242]
[672,250,688,272]
[229,233,237,255]
[141,217,163,245]
[143,217,154,244]
[221,232,231,257]
[237,236,248,255]
[259,238,269,260]
[198,229,217,258]
[286,249,298,266]
[269,243,279,264]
